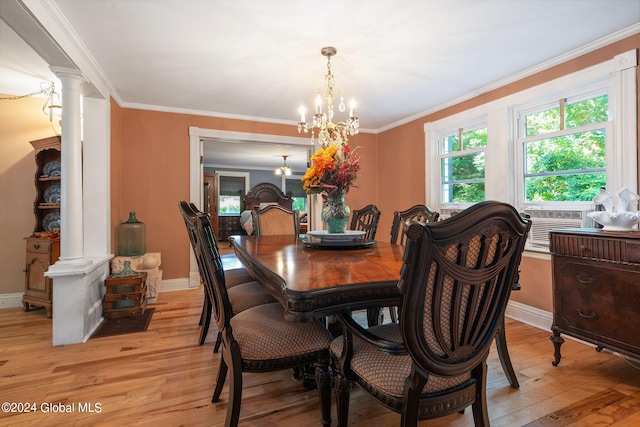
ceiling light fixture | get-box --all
[0,81,62,135]
[275,155,292,176]
[42,82,62,124]
[297,47,359,147]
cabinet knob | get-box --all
[33,244,40,249]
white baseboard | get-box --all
[0,292,24,309]
[0,278,194,311]
[505,300,553,332]
[159,278,192,293]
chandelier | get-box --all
[42,82,62,124]
[297,47,359,147]
[0,81,62,135]
[275,155,292,176]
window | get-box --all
[437,124,487,204]
[427,50,636,254]
[286,177,307,211]
[516,91,610,204]
[218,175,246,215]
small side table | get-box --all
[104,272,148,318]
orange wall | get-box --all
[112,34,640,314]
[112,109,378,281]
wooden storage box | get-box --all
[104,272,148,318]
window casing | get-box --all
[433,119,488,208]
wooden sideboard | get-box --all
[549,228,640,366]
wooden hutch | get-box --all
[22,136,61,317]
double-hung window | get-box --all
[436,122,487,205]
[515,89,611,207]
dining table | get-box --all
[228,234,405,322]
[228,232,521,389]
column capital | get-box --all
[51,66,84,79]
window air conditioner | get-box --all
[523,209,595,252]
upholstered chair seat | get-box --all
[232,303,333,364]
[227,281,277,314]
[330,324,470,402]
[224,268,255,287]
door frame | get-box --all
[188,127,317,287]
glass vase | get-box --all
[321,192,350,234]
[117,211,146,257]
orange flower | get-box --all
[301,143,360,194]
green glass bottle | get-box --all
[117,212,146,256]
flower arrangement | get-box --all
[301,142,360,195]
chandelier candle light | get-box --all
[299,47,361,233]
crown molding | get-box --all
[376,23,640,134]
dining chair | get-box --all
[329,201,531,426]
[372,204,441,325]
[390,204,440,246]
[252,204,300,236]
[178,202,276,350]
[183,204,333,427]
[349,204,381,240]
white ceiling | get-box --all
[2,0,639,172]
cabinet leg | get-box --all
[550,329,564,366]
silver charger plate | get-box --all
[302,237,375,250]
[306,230,366,242]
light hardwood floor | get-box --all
[2,287,640,426]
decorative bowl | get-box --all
[588,210,640,231]
[616,187,639,212]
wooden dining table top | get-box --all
[228,234,405,321]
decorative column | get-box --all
[52,67,88,265]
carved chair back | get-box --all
[400,201,531,377]
[349,204,381,240]
[390,204,440,246]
